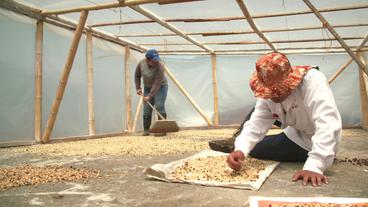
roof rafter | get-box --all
[137,36,364,46]
[235,0,277,52]
[303,0,367,74]
[0,0,146,52]
[329,33,368,83]
[155,46,368,54]
[89,4,368,28]
[129,5,214,53]
[48,15,147,52]
[41,0,203,15]
[116,23,368,38]
[158,49,368,56]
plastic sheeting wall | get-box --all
[161,55,213,127]
[0,10,35,142]
[0,9,142,141]
[0,9,365,142]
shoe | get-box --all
[142,131,150,136]
[154,133,166,137]
[209,138,235,153]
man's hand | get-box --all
[136,89,142,95]
[143,96,151,102]
[227,150,245,171]
[292,170,328,187]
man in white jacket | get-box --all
[227,52,342,187]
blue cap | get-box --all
[145,49,160,62]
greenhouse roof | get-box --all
[1,0,368,61]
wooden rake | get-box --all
[145,100,179,133]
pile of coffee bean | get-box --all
[335,157,368,167]
[0,165,100,191]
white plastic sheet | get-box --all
[143,150,279,190]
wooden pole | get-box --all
[47,15,146,53]
[329,33,368,84]
[158,49,368,56]
[132,96,143,132]
[34,20,43,142]
[357,35,368,76]
[139,37,363,46]
[358,52,368,130]
[130,5,214,54]
[124,47,133,132]
[223,37,364,45]
[157,46,368,54]
[303,0,366,71]
[89,4,368,27]
[0,0,43,20]
[117,23,368,37]
[86,31,96,135]
[41,11,89,143]
[161,63,213,126]
[211,54,219,126]
[328,59,354,84]
[235,0,277,52]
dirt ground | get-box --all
[0,129,367,207]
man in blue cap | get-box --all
[135,49,168,136]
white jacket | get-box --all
[234,69,342,174]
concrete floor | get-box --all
[0,129,367,207]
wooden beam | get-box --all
[139,37,363,46]
[42,17,146,53]
[124,47,133,132]
[211,55,219,126]
[132,96,143,132]
[130,5,214,53]
[41,11,89,143]
[328,59,354,84]
[161,63,213,126]
[47,15,146,53]
[34,20,43,143]
[0,0,43,20]
[0,0,146,53]
[118,23,368,38]
[328,33,368,84]
[90,4,368,27]
[42,0,203,15]
[159,49,368,56]
[86,31,96,135]
[201,23,368,37]
[158,46,368,54]
[216,46,367,53]
[303,0,366,71]
[91,20,157,28]
[207,37,362,45]
[236,0,277,52]
[358,52,368,130]
[356,33,368,76]
[158,0,204,5]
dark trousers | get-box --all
[249,132,308,162]
[143,85,168,132]
[244,107,308,162]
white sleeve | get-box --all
[301,70,342,174]
[234,99,275,156]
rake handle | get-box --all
[142,96,166,120]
